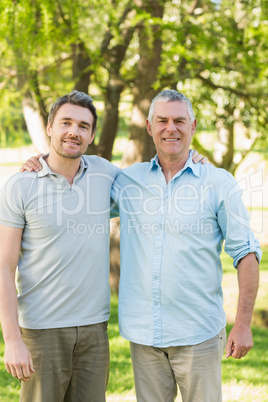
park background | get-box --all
[0,0,267,400]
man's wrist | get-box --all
[233,319,252,330]
[3,327,22,343]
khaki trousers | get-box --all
[20,323,109,402]
[130,327,226,402]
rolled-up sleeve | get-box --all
[217,178,262,268]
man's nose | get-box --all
[68,124,79,136]
[166,119,176,132]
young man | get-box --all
[111,90,262,401]
[0,91,119,402]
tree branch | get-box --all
[197,73,257,104]
[191,136,220,167]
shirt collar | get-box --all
[150,150,201,178]
[37,154,88,178]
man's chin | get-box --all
[57,151,83,159]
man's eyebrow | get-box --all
[60,117,91,127]
[156,115,187,120]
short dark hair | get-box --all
[48,90,98,133]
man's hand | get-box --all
[20,154,44,173]
[192,150,208,164]
[225,324,253,359]
[4,338,35,382]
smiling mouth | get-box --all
[63,140,80,146]
[163,138,180,142]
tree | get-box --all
[96,1,136,160]
[1,0,267,168]
[1,0,267,291]
[157,0,268,173]
[121,0,167,166]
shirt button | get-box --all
[156,250,160,254]
[155,302,158,305]
[154,276,158,280]
[161,178,164,181]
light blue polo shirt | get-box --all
[0,155,120,329]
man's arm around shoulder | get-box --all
[226,253,259,359]
[0,225,34,381]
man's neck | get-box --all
[157,152,189,183]
[45,153,82,185]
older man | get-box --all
[111,90,262,402]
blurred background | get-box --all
[0,0,267,400]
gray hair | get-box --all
[48,90,98,133]
[148,89,195,123]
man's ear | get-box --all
[47,123,52,137]
[191,119,197,137]
[146,119,152,137]
[88,131,96,145]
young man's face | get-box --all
[146,101,196,161]
[47,103,95,159]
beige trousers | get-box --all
[130,327,226,402]
[19,322,109,402]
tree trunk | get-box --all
[109,218,121,294]
[97,7,136,161]
[214,105,235,172]
[17,69,50,153]
[97,79,124,161]
[72,41,92,93]
[98,7,136,293]
[22,92,50,153]
[70,40,99,155]
[121,0,166,166]
[218,124,234,172]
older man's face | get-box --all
[146,101,196,161]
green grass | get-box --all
[1,248,268,401]
[107,296,133,395]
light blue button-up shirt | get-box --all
[111,151,262,347]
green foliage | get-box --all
[157,0,268,171]
[0,91,31,148]
[0,0,267,167]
